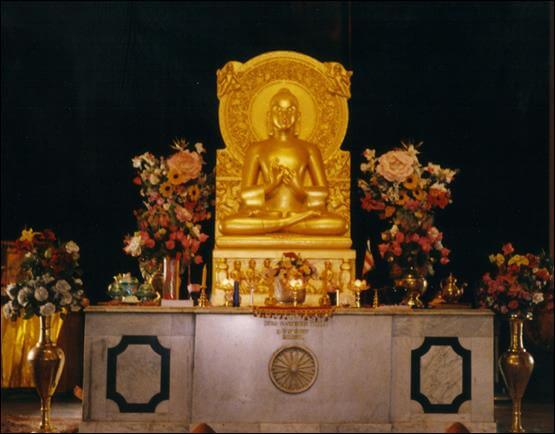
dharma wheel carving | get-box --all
[269,345,318,394]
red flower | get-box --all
[144,238,155,249]
[440,257,450,265]
[194,255,204,265]
[440,248,450,257]
[536,268,551,281]
[392,243,402,257]
[418,238,432,253]
[502,243,515,256]
[133,176,142,185]
[361,195,385,211]
[43,229,56,241]
[165,240,175,250]
[508,300,519,310]
[378,243,389,257]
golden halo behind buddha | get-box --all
[217,51,352,164]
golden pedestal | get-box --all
[212,51,356,306]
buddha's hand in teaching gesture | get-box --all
[283,169,307,200]
[264,161,285,195]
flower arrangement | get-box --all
[267,252,318,282]
[123,139,214,264]
[358,141,457,276]
[479,243,553,316]
[2,228,87,320]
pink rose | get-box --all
[167,150,202,182]
[440,257,450,265]
[376,150,415,183]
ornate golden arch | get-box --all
[215,51,353,245]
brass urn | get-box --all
[27,315,65,433]
[499,313,535,433]
[394,266,427,308]
[440,273,467,303]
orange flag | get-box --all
[362,239,375,276]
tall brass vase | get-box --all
[499,314,534,433]
[27,315,65,433]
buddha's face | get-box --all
[269,90,298,132]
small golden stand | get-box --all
[198,286,209,307]
[372,288,379,308]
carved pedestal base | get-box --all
[211,248,356,307]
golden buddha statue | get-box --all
[220,88,347,236]
[211,51,356,307]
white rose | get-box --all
[532,292,544,304]
[60,293,73,306]
[426,163,441,175]
[149,174,160,185]
[55,280,71,294]
[124,234,143,257]
[34,287,49,302]
[430,182,447,192]
[74,278,83,286]
[41,274,55,284]
[6,283,17,299]
[2,301,14,319]
[191,225,201,238]
[65,241,80,254]
[17,287,32,306]
[39,302,56,317]
[132,156,142,168]
[194,142,206,154]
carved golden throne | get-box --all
[212,51,356,306]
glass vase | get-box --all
[162,253,182,300]
[498,314,534,433]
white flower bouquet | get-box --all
[2,228,88,320]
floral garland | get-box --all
[2,228,87,320]
[123,139,214,263]
[358,141,457,276]
[478,243,553,316]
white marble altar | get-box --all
[80,307,496,433]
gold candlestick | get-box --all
[351,279,368,308]
[198,264,209,307]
